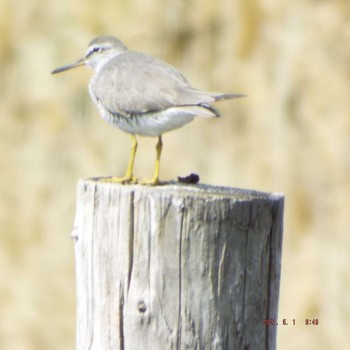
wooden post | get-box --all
[72,180,284,350]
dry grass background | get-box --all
[1,0,349,349]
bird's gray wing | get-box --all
[91,51,239,115]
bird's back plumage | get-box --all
[90,51,242,117]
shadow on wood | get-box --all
[73,180,284,350]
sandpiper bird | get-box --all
[52,35,244,185]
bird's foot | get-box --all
[112,175,138,184]
[95,175,162,186]
[99,175,138,184]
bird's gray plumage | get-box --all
[90,50,239,116]
[53,35,244,136]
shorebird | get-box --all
[52,35,244,184]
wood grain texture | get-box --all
[73,180,284,350]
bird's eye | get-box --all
[87,46,103,58]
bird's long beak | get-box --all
[51,57,86,74]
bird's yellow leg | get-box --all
[109,134,138,183]
[140,135,162,185]
[153,135,162,184]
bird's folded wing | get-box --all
[91,51,241,115]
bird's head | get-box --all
[52,35,127,74]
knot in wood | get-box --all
[137,301,146,313]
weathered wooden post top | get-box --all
[72,179,284,350]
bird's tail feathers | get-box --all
[212,93,247,101]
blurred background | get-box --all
[1,0,349,349]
